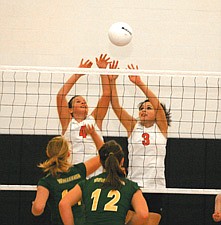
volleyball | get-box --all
[108,22,133,46]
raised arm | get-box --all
[57,59,93,134]
[109,73,137,137]
[84,124,104,176]
[128,64,168,137]
[91,54,112,130]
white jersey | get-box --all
[127,122,167,188]
[64,115,103,176]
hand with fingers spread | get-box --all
[77,59,93,77]
[85,124,104,150]
[127,64,138,70]
[96,54,111,69]
[127,64,142,85]
[79,59,93,68]
[85,124,95,135]
[108,60,119,81]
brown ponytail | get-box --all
[99,140,125,190]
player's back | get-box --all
[78,172,140,225]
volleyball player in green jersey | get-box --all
[32,125,103,225]
[59,140,149,225]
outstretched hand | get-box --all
[77,59,93,76]
[96,54,111,69]
[127,64,141,84]
[85,124,95,135]
[79,59,93,68]
[108,60,119,81]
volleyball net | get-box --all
[0,65,221,194]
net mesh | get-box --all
[0,66,221,194]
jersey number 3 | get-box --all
[142,133,150,146]
[91,189,120,212]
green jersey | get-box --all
[38,163,86,225]
[78,172,140,225]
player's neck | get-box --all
[140,120,155,128]
[73,113,87,122]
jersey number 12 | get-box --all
[91,189,120,212]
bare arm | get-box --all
[59,184,82,225]
[91,54,112,130]
[126,189,149,225]
[109,74,137,137]
[57,59,93,135]
[59,125,104,224]
[31,186,49,216]
[128,64,168,137]
[84,124,104,176]
[213,194,221,222]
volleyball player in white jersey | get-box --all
[57,54,118,176]
[109,64,171,225]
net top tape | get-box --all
[1,66,221,78]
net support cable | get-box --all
[1,185,221,195]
